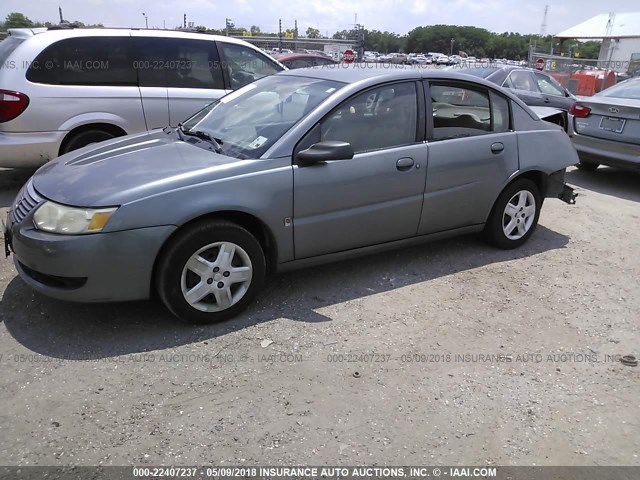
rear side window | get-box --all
[430,82,510,140]
[26,37,136,85]
[503,70,537,92]
[0,37,24,65]
[134,37,224,89]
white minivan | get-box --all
[0,27,284,167]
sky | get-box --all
[2,0,639,37]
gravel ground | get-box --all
[0,166,638,467]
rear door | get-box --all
[419,81,518,235]
[21,34,146,134]
[503,69,545,107]
[533,72,574,110]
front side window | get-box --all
[535,72,565,96]
[430,83,509,140]
[320,82,418,153]
[218,43,282,89]
[27,37,136,85]
[135,37,224,89]
[181,75,344,159]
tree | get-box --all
[250,25,261,35]
[306,27,320,39]
[3,12,34,29]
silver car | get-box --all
[4,67,578,324]
[0,28,283,168]
[568,77,640,172]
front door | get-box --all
[293,81,428,259]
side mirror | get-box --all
[296,141,354,166]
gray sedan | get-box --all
[4,67,578,324]
[568,77,640,172]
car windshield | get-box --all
[598,79,640,100]
[181,75,344,159]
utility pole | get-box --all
[142,13,148,29]
[58,7,64,23]
[355,24,365,62]
[278,18,282,53]
[183,14,186,29]
[450,38,455,56]
[225,18,233,36]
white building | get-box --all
[555,11,640,74]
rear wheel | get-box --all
[576,161,599,172]
[484,179,541,249]
[156,221,266,324]
[61,129,117,154]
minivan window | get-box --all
[134,37,224,89]
[218,43,281,89]
[0,37,24,65]
[26,37,136,85]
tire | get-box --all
[155,221,266,324]
[484,179,541,250]
[61,129,117,154]
[576,161,599,172]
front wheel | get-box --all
[484,179,541,249]
[156,221,266,324]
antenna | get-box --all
[539,5,548,37]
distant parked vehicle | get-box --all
[452,65,576,119]
[273,53,337,69]
[0,27,284,168]
[568,77,640,172]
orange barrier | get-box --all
[570,70,616,96]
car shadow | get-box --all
[567,166,640,203]
[0,168,36,209]
[1,225,569,359]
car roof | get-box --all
[278,64,503,85]
[6,27,256,47]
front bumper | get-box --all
[5,211,176,302]
[0,131,66,168]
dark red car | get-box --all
[273,53,337,69]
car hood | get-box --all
[32,130,261,207]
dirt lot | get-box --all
[0,166,638,467]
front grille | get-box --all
[10,180,44,224]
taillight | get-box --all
[0,90,30,123]
[569,103,591,118]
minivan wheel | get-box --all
[156,221,266,324]
[484,179,541,250]
[576,160,599,172]
[61,129,116,154]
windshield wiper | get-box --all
[177,124,224,154]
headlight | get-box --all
[33,201,117,234]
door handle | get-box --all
[543,97,550,103]
[396,157,415,170]
[491,142,504,153]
